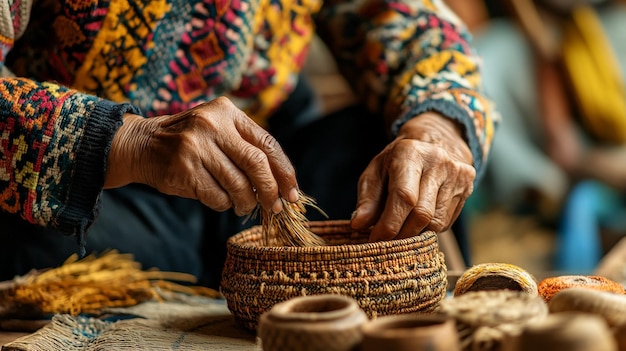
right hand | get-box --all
[105,97,300,216]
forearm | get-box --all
[316,0,499,180]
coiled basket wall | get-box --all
[220,220,448,331]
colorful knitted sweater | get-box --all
[0,0,498,236]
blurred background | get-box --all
[443,0,626,281]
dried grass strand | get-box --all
[249,191,328,247]
[0,250,221,318]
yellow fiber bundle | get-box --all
[252,190,327,247]
[0,251,220,317]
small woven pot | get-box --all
[258,294,368,351]
[454,263,538,296]
[438,290,548,351]
[221,220,447,331]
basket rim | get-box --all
[226,219,438,254]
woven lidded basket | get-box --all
[220,220,447,331]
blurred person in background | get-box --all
[459,0,626,273]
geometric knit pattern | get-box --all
[0,78,100,227]
[0,0,499,233]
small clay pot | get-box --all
[258,294,368,351]
[511,312,617,351]
[360,313,460,351]
[548,287,626,327]
[537,275,625,302]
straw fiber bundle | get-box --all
[251,191,327,247]
[454,262,538,296]
[438,290,548,351]
[220,220,447,331]
[0,251,220,318]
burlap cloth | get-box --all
[2,296,261,351]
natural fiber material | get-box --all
[252,191,327,247]
[438,290,548,351]
[537,275,625,302]
[220,220,447,331]
[454,263,538,296]
[3,298,261,351]
[0,251,220,318]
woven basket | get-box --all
[220,220,447,331]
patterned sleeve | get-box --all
[0,0,140,242]
[314,0,500,179]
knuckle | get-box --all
[223,175,249,194]
[457,162,476,177]
[178,132,201,151]
[428,217,447,232]
[427,145,446,160]
[213,96,234,108]
[203,194,231,212]
[412,205,433,223]
[260,133,280,153]
[395,186,418,207]
[184,110,218,135]
[241,145,269,171]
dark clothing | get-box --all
[0,77,389,289]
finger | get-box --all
[433,170,474,232]
[396,207,428,239]
[448,191,471,230]
[202,145,258,216]
[442,195,463,231]
[369,159,422,242]
[424,177,458,233]
[159,159,234,212]
[208,107,281,212]
[352,162,386,231]
[221,138,282,213]
[234,113,299,203]
[395,169,442,239]
[195,173,234,212]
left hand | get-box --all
[351,112,475,241]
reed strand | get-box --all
[249,191,327,247]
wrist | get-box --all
[104,113,151,188]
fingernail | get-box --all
[288,188,299,202]
[272,198,283,214]
[351,210,358,220]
